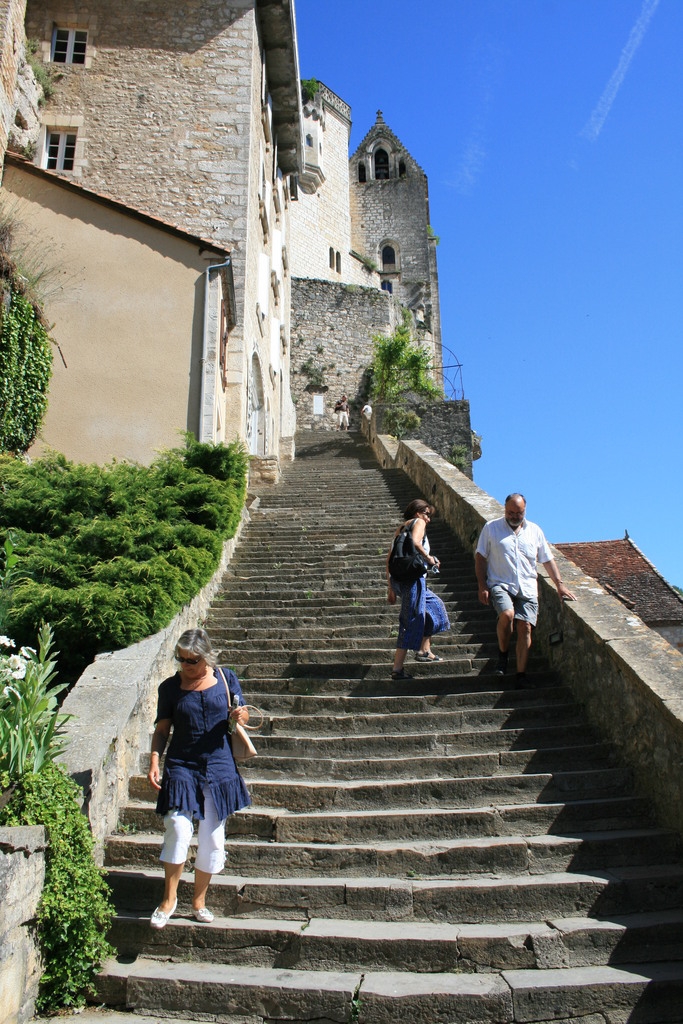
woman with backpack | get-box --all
[386,499,450,680]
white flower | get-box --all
[0,636,14,648]
[8,654,26,679]
[19,646,36,658]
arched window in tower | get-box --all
[335,252,341,274]
[374,148,389,179]
[398,159,406,177]
[358,162,366,183]
[382,245,396,271]
[305,134,313,148]
[329,247,335,270]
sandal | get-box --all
[415,652,442,662]
[391,669,413,680]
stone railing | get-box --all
[364,422,683,838]
[0,826,45,1024]
[59,506,252,858]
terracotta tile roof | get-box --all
[556,536,683,627]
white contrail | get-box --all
[581,0,660,141]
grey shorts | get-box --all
[489,585,538,626]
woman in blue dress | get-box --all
[147,627,251,928]
[386,499,451,680]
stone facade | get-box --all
[0,826,45,1024]
[349,112,443,383]
[0,0,27,162]
[290,277,401,430]
[19,0,303,461]
[290,83,370,289]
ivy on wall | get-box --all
[0,288,53,453]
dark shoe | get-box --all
[415,652,442,662]
[515,672,527,688]
[494,651,509,676]
[391,669,413,680]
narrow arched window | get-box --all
[374,148,389,179]
[398,159,406,177]
[382,246,396,270]
[306,134,313,148]
[358,162,366,183]
[329,247,335,269]
[336,252,341,273]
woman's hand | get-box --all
[387,583,396,605]
[230,705,250,727]
[148,754,162,791]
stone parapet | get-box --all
[59,508,251,857]
[365,432,683,838]
[0,826,45,1024]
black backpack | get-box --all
[388,520,428,583]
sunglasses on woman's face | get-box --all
[176,654,201,665]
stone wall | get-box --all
[0,826,45,1024]
[363,425,683,840]
[372,398,473,477]
[290,277,400,430]
[0,0,26,162]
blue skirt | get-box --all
[392,576,450,651]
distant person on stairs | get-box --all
[334,394,350,430]
[147,628,251,929]
[475,493,576,687]
[387,499,451,680]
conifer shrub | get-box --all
[0,436,248,680]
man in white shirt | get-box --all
[475,493,576,685]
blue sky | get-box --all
[294,0,683,588]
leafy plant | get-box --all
[369,308,440,403]
[26,39,55,104]
[0,624,70,777]
[382,407,421,440]
[447,443,470,472]
[299,357,326,389]
[0,763,114,1011]
[300,77,320,103]
[0,288,53,454]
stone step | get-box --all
[105,907,683,974]
[92,957,515,1022]
[112,794,654,848]
[109,828,681,882]
[133,740,612,789]
[247,702,588,736]
[221,673,561,698]
[101,864,683,923]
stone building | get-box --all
[3,0,303,468]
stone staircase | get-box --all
[93,430,683,1023]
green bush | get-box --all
[0,436,248,679]
[0,289,53,454]
[0,763,114,1012]
[369,308,441,403]
[382,407,421,440]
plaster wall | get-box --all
[2,162,223,465]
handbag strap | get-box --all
[217,667,263,732]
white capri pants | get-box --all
[160,787,226,875]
